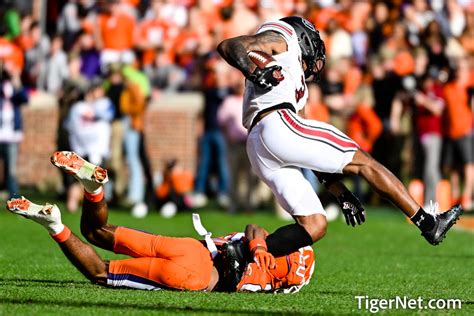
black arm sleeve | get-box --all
[313,171,343,188]
[266,224,314,257]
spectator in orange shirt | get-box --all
[0,27,24,73]
[136,0,170,69]
[347,84,382,154]
[171,8,206,70]
[304,83,329,123]
[338,57,362,96]
[443,59,474,210]
[220,1,259,40]
[96,0,136,66]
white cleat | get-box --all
[6,197,62,231]
[50,151,108,193]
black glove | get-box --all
[337,191,366,227]
[247,64,284,90]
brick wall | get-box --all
[16,93,203,188]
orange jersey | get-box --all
[347,104,383,152]
[305,102,330,123]
[237,246,315,293]
[137,19,170,65]
[98,13,135,50]
[0,37,24,71]
[443,81,473,139]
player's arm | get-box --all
[244,224,275,272]
[217,31,285,77]
[245,223,270,240]
[217,31,287,90]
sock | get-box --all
[84,187,104,202]
[51,225,71,243]
[74,160,107,193]
[410,208,436,232]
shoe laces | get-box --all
[55,152,77,167]
[426,200,439,218]
[7,196,29,211]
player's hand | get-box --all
[253,247,276,273]
[247,64,284,90]
[337,191,366,226]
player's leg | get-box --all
[343,148,462,244]
[50,151,117,251]
[343,150,420,216]
[80,198,117,251]
[275,110,461,244]
[247,110,359,255]
[247,124,326,256]
[6,197,107,285]
[252,109,460,247]
[107,237,215,291]
[50,151,196,259]
[264,167,327,239]
[264,168,327,256]
[101,215,217,290]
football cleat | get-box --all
[51,151,108,192]
[422,204,462,245]
[6,196,62,230]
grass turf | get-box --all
[0,199,472,315]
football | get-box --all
[247,50,275,69]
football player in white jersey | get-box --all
[217,16,462,265]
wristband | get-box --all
[249,238,267,252]
[51,226,71,243]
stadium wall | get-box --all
[16,93,203,190]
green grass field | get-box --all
[0,197,473,315]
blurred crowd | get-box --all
[0,0,473,217]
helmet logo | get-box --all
[301,18,316,32]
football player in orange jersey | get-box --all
[6,151,314,293]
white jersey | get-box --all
[242,20,308,130]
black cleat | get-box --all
[422,205,463,245]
